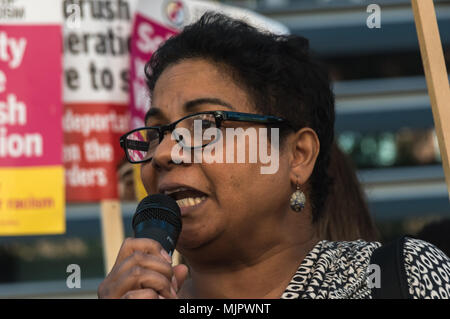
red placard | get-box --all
[63,104,129,201]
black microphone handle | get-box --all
[134,219,178,256]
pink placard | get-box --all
[129,13,178,129]
[0,25,62,167]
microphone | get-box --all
[132,194,182,256]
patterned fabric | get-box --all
[281,238,450,299]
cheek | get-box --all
[207,162,282,214]
[140,164,157,194]
[217,152,290,213]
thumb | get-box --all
[172,263,189,292]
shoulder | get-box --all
[283,239,382,299]
[303,239,381,279]
[284,238,450,299]
[315,239,381,262]
[403,237,450,298]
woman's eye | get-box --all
[201,120,214,129]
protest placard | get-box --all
[0,0,64,235]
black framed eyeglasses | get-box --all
[119,110,291,164]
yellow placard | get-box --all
[0,166,65,236]
[133,164,148,201]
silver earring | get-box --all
[290,181,306,213]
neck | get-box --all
[179,225,319,299]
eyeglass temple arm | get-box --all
[219,111,288,125]
[120,137,150,152]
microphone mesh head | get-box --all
[132,194,182,233]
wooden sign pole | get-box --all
[412,0,450,199]
[100,199,125,275]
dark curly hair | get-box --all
[145,12,335,222]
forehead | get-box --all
[151,59,254,114]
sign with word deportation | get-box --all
[129,0,289,199]
[63,0,137,201]
[0,0,64,235]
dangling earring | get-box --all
[290,179,306,213]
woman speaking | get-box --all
[98,12,450,299]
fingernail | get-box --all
[158,295,165,299]
[172,275,178,291]
[170,286,177,297]
[160,249,172,263]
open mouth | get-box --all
[163,187,208,209]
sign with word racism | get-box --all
[0,0,64,235]
[63,0,137,201]
[129,0,288,200]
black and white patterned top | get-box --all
[281,238,450,299]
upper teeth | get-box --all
[162,187,207,208]
[177,197,206,208]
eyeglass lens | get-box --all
[125,113,221,162]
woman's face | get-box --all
[140,58,293,254]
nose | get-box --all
[151,130,189,171]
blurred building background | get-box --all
[0,0,449,298]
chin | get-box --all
[177,232,208,251]
[176,225,221,252]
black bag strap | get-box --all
[370,235,411,299]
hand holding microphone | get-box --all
[97,194,189,299]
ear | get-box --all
[289,127,320,186]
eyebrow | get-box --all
[184,98,233,110]
[145,97,234,124]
